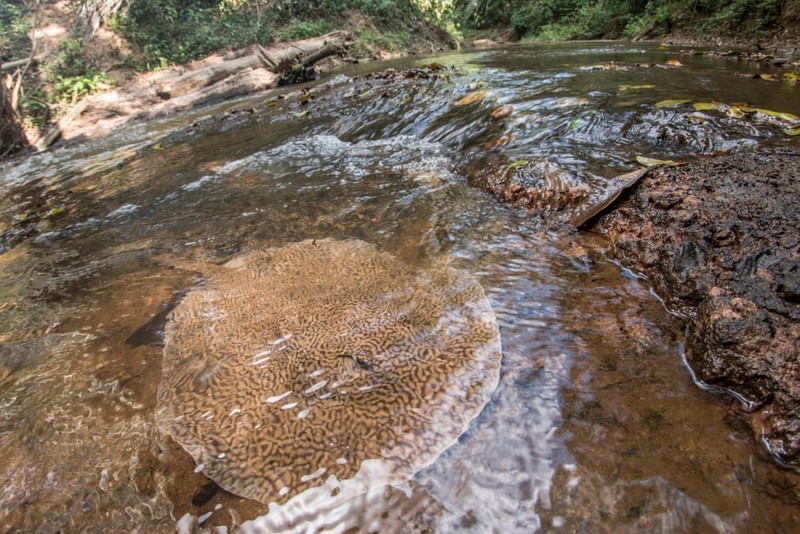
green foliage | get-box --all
[458,0,789,38]
[114,1,458,69]
[699,0,787,33]
[46,38,91,79]
[54,71,110,102]
[355,30,412,53]
[279,20,336,41]
[0,0,32,61]
[118,0,274,69]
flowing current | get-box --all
[1,42,799,531]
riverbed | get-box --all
[1,42,798,531]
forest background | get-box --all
[2,0,799,158]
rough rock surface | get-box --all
[594,148,800,467]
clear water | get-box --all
[1,42,798,532]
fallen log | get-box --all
[258,31,353,71]
[0,56,46,72]
[156,31,353,100]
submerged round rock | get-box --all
[157,239,501,504]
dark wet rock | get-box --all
[593,148,800,467]
[465,154,649,226]
[466,155,591,213]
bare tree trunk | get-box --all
[0,66,30,159]
[75,0,129,35]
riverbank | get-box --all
[1,0,458,158]
[591,148,800,471]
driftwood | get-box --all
[156,31,352,100]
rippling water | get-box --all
[1,42,799,531]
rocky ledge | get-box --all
[592,148,800,467]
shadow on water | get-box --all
[0,42,798,531]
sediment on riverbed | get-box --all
[591,148,800,468]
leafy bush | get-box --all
[54,72,110,102]
[0,0,32,61]
[699,0,786,33]
[118,0,274,68]
[279,20,336,41]
[46,38,91,79]
[115,0,458,68]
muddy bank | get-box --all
[591,148,800,467]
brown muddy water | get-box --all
[1,42,799,532]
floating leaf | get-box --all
[295,109,309,117]
[13,212,29,223]
[468,81,486,91]
[455,90,490,106]
[582,62,631,71]
[43,206,66,219]
[620,84,656,91]
[553,97,590,107]
[739,106,800,124]
[152,142,164,151]
[784,126,800,136]
[692,101,725,111]
[782,72,799,83]
[267,100,277,107]
[507,159,529,171]
[665,59,683,67]
[655,99,690,108]
[756,73,778,81]
[658,44,669,50]
[636,156,684,167]
[726,105,746,119]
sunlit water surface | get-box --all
[1,42,799,532]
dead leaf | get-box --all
[739,106,800,124]
[726,105,746,119]
[655,99,690,108]
[570,168,651,227]
[507,159,529,171]
[490,105,513,119]
[553,97,590,107]
[692,101,726,111]
[620,84,656,91]
[455,90,490,106]
[666,59,683,67]
[636,155,684,167]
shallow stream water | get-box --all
[1,42,799,532]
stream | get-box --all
[1,42,799,532]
